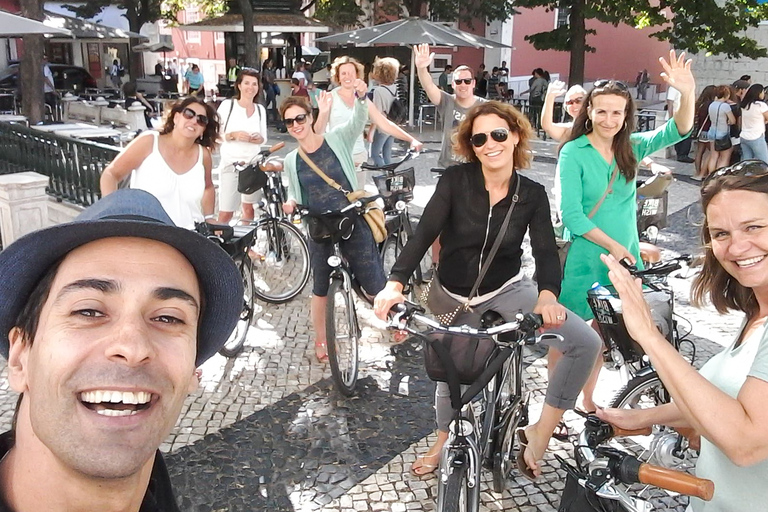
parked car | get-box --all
[0,63,98,92]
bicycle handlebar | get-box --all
[611,425,653,437]
[637,463,714,501]
[294,195,382,218]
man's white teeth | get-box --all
[96,409,138,417]
[736,255,765,267]
[80,390,151,405]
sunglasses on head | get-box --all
[454,78,474,85]
[593,79,629,91]
[703,159,768,186]
[181,107,209,127]
[470,128,509,148]
[566,97,584,106]
[283,113,309,128]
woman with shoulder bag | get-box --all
[693,85,716,180]
[373,101,602,480]
[705,85,737,177]
[216,68,268,224]
[281,84,386,364]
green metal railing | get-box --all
[0,122,118,207]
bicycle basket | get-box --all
[421,330,497,385]
[304,212,354,244]
[373,167,416,211]
[587,286,673,364]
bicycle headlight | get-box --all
[327,255,342,268]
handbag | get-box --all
[237,164,268,194]
[298,148,387,243]
[558,163,619,273]
[713,103,733,151]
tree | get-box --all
[19,0,45,124]
[513,0,768,85]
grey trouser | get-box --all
[435,277,601,431]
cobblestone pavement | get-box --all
[0,126,745,511]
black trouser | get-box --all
[674,136,692,159]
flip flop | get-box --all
[515,429,537,481]
[574,408,597,418]
[410,455,439,477]
[552,420,569,442]
[315,341,329,363]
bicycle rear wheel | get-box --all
[250,219,310,304]
[219,258,254,357]
[326,275,360,396]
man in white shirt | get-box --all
[43,55,57,120]
[667,86,694,163]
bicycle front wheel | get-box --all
[219,258,254,358]
[326,275,360,396]
[439,457,478,512]
[611,372,670,409]
[250,219,310,304]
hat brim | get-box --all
[0,218,243,366]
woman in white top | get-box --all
[216,68,268,224]
[739,84,768,164]
[314,56,422,173]
[541,80,586,142]
[100,96,217,229]
[597,160,768,511]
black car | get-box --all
[0,63,98,92]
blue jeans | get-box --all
[370,131,394,167]
[740,136,768,163]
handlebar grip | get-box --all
[638,464,714,501]
[611,425,653,437]
[269,141,285,152]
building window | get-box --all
[185,8,201,43]
[215,31,224,43]
[555,7,570,29]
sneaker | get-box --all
[677,156,695,163]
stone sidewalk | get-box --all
[0,125,743,511]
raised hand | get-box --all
[546,80,568,98]
[659,49,694,96]
[317,90,333,115]
[413,44,435,70]
[353,78,368,98]
[600,253,659,345]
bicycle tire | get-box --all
[611,372,670,409]
[380,234,404,280]
[326,275,360,396]
[440,459,470,512]
[219,258,254,357]
[408,214,433,285]
[250,219,310,304]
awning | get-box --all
[0,10,71,36]
[179,12,329,33]
[44,10,148,40]
[132,41,174,52]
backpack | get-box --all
[382,86,407,124]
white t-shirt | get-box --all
[292,71,306,84]
[739,101,768,140]
[217,99,267,165]
[666,86,681,120]
[691,319,768,512]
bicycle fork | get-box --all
[437,414,482,512]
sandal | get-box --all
[410,453,439,477]
[515,429,537,482]
[315,341,329,363]
[552,420,569,442]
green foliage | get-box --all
[515,0,768,59]
[61,0,224,30]
[313,0,365,28]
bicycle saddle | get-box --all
[480,310,505,328]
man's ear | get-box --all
[7,327,30,393]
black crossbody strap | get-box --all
[467,175,521,302]
[461,346,515,406]
[223,99,235,133]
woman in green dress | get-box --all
[558,50,695,412]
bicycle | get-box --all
[587,255,694,409]
[295,195,382,395]
[360,150,432,295]
[557,412,712,511]
[388,301,561,511]
[233,144,311,304]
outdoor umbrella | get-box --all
[0,10,71,36]
[316,17,511,125]
[132,41,175,69]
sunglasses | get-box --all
[181,107,209,127]
[454,78,474,85]
[470,128,509,148]
[283,113,309,128]
[593,79,629,91]
[566,97,584,106]
[703,159,768,186]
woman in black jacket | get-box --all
[373,101,601,480]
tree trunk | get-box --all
[240,0,257,68]
[125,5,144,83]
[19,0,45,124]
[568,0,586,86]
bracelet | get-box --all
[204,214,215,220]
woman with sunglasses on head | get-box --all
[597,160,768,511]
[100,96,218,229]
[215,68,268,224]
[541,81,586,142]
[280,85,387,363]
[314,56,422,176]
[373,101,602,480]
[557,51,695,414]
